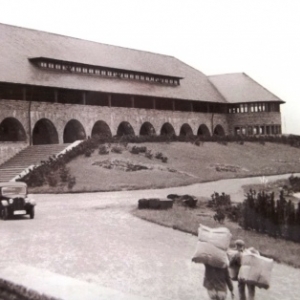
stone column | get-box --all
[108,94,112,107]
[54,90,58,103]
[82,92,86,105]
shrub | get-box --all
[111,145,123,154]
[48,172,58,187]
[130,146,147,154]
[155,152,163,159]
[99,145,109,155]
[161,156,168,163]
[145,150,153,159]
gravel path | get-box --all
[0,174,299,300]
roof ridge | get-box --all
[0,22,175,60]
[242,73,283,102]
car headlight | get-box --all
[9,198,13,204]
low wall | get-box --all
[0,142,28,165]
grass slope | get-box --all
[29,141,300,193]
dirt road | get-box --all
[0,175,299,299]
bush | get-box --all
[111,145,123,154]
[99,145,109,155]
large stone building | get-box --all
[0,23,284,146]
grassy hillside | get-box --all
[28,141,300,193]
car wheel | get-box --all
[29,207,35,219]
[1,207,8,220]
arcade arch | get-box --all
[117,121,135,136]
[160,122,175,136]
[0,117,26,141]
[213,124,225,136]
[32,118,59,145]
[179,123,193,136]
[63,119,86,143]
[140,122,156,136]
[197,124,210,137]
[91,120,112,139]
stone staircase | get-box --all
[0,144,71,182]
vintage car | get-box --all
[0,181,36,220]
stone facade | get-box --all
[0,99,228,144]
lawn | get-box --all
[28,141,300,193]
[132,198,300,268]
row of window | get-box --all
[36,60,180,86]
[234,125,281,136]
[228,102,280,114]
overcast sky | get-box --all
[1,0,299,134]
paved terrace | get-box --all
[0,175,299,300]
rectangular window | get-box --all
[95,69,100,75]
[261,103,265,111]
[48,63,54,69]
[242,127,246,135]
[76,67,82,72]
[83,68,88,73]
[258,103,262,112]
[130,74,134,79]
[135,75,140,80]
[254,104,258,112]
[250,104,254,113]
[240,104,244,113]
[89,69,94,74]
[55,64,61,70]
[248,126,253,135]
[101,70,106,75]
[228,108,232,114]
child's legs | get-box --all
[238,281,246,300]
[207,289,227,300]
[247,284,255,300]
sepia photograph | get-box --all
[0,1,300,299]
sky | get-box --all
[0,0,299,134]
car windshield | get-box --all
[1,186,27,197]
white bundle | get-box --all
[198,224,232,251]
[192,241,230,269]
[238,251,274,289]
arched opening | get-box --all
[116,121,135,136]
[63,119,86,143]
[160,123,175,136]
[140,122,156,136]
[179,123,193,136]
[32,118,59,145]
[213,124,225,136]
[91,120,112,139]
[0,117,26,141]
[197,124,210,137]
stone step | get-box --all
[0,143,73,181]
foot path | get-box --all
[0,174,299,299]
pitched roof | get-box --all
[208,73,284,104]
[0,23,226,103]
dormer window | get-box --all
[29,57,182,86]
